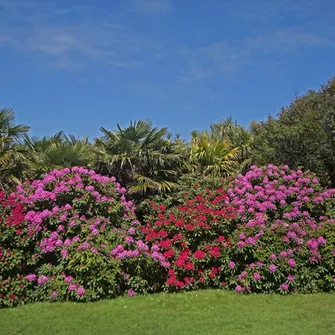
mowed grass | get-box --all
[1,290,335,335]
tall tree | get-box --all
[0,108,30,190]
[210,117,254,172]
[189,131,239,177]
[251,77,335,187]
[190,117,252,176]
[94,120,187,196]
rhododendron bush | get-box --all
[221,165,335,293]
[142,165,335,293]
[1,165,335,308]
[141,185,237,290]
[0,167,164,308]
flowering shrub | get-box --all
[1,165,335,307]
[223,165,335,293]
[0,167,165,307]
[141,165,335,294]
[141,183,237,290]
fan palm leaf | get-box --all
[94,120,186,196]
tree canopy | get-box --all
[251,77,335,187]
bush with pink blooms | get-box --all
[222,165,335,293]
[0,167,165,307]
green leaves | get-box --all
[94,120,186,197]
[23,132,94,180]
[251,76,335,187]
[0,108,30,140]
[0,109,30,191]
[190,117,253,177]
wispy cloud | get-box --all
[177,27,334,85]
[127,0,173,13]
[0,0,161,72]
[49,57,84,72]
[0,34,15,45]
[245,28,334,57]
[0,0,334,102]
[224,0,328,22]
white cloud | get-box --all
[0,2,154,70]
[246,28,334,56]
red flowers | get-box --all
[173,234,184,241]
[176,220,184,227]
[6,203,25,227]
[194,250,206,260]
[163,249,175,258]
[142,185,237,290]
[210,246,221,258]
[160,239,172,249]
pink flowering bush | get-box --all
[0,167,164,307]
[222,165,335,293]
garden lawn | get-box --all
[1,290,335,335]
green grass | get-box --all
[1,290,335,335]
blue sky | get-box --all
[0,0,334,139]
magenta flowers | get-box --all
[287,259,296,268]
[0,167,164,306]
[223,165,335,294]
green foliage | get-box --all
[190,132,239,177]
[210,116,254,171]
[0,108,30,190]
[93,120,187,196]
[190,117,253,177]
[251,77,335,187]
[23,132,94,180]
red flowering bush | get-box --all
[142,183,237,290]
[0,168,162,308]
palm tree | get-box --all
[0,108,30,190]
[210,117,254,172]
[189,117,254,177]
[0,108,30,140]
[24,132,93,180]
[94,120,187,195]
[189,131,239,177]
